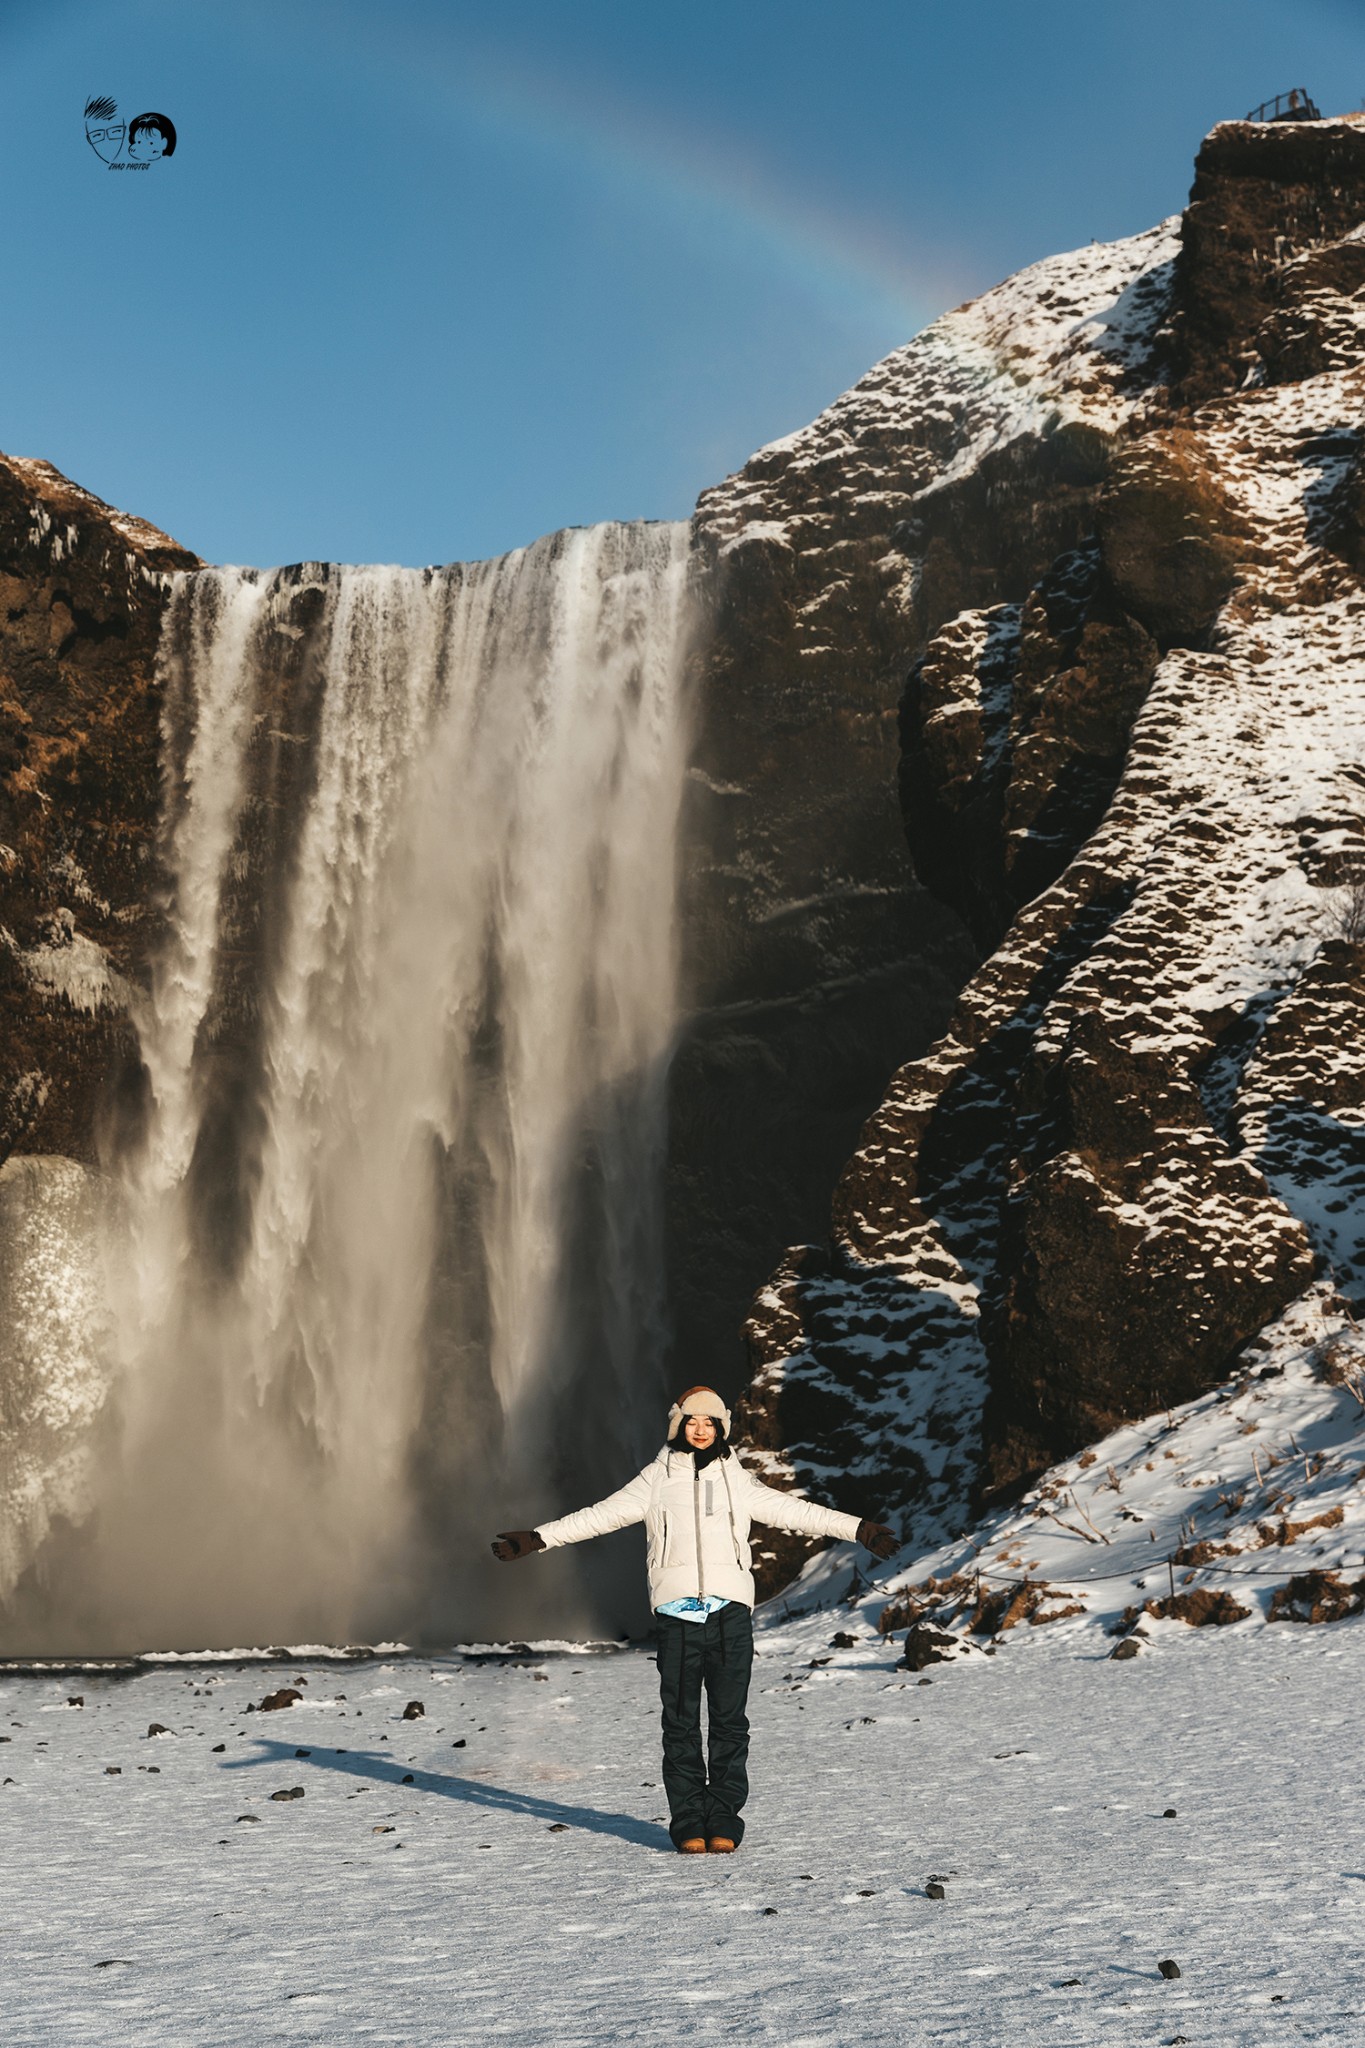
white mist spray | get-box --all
[9,523,691,1652]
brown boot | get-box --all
[677,1837,707,1854]
[707,1836,737,1853]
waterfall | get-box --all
[11,522,692,1653]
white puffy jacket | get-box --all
[535,1447,861,1611]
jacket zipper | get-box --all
[693,1462,705,1599]
[722,1460,742,1566]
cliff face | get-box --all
[0,456,199,1167]
[668,218,1179,1431]
[735,117,1365,1588]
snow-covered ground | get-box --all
[3,1596,1364,2048]
[5,1290,1364,2047]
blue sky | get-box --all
[3,0,1363,567]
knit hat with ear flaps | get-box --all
[666,1384,732,1440]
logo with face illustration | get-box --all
[127,112,176,162]
[84,95,124,163]
[84,97,177,168]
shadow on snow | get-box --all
[221,1738,670,1852]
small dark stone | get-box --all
[104,1766,121,1775]
[402,1700,425,1720]
[452,1738,466,1747]
[829,1632,858,1649]
[295,1749,311,1759]
[67,1697,84,1708]
[146,1723,170,1737]
[1059,1978,1081,1987]
[926,1881,946,1900]
[236,1814,260,1824]
[548,1822,569,1832]
[1111,1639,1141,1661]
[1163,1807,1177,1818]
[269,1786,305,1802]
[1158,1958,1182,1979]
[401,1773,415,1784]
[258,1688,302,1713]
[761,1907,778,1916]
[211,1743,226,1753]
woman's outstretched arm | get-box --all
[745,1474,898,1557]
[491,1465,654,1561]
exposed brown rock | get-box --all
[1093,434,1246,648]
[1168,119,1365,404]
[1142,1589,1251,1626]
[1268,1568,1365,1622]
[257,1687,302,1712]
[0,454,199,1170]
[900,1623,958,1671]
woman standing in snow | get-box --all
[491,1384,897,1854]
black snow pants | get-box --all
[654,1601,754,1846]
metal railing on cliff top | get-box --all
[1245,88,1322,122]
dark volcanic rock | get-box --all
[1094,434,1246,648]
[675,221,1177,1422]
[1168,118,1365,404]
[738,119,1365,1560]
[1142,1589,1250,1627]
[257,1687,303,1713]
[0,455,198,1168]
[1268,1568,1365,1623]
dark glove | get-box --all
[857,1519,899,1561]
[491,1529,546,1562]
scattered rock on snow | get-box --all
[257,1688,303,1713]
[1268,1569,1365,1624]
[1111,1639,1141,1661]
[145,1723,171,1737]
[1158,1958,1182,1979]
[901,1624,959,1672]
[1142,1590,1250,1627]
[269,1787,305,1802]
[925,1881,947,1900]
[402,1700,424,1720]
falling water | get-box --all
[12,522,692,1652]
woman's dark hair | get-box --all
[128,112,176,155]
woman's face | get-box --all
[683,1413,717,1448]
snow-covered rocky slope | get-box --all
[729,116,1365,1606]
